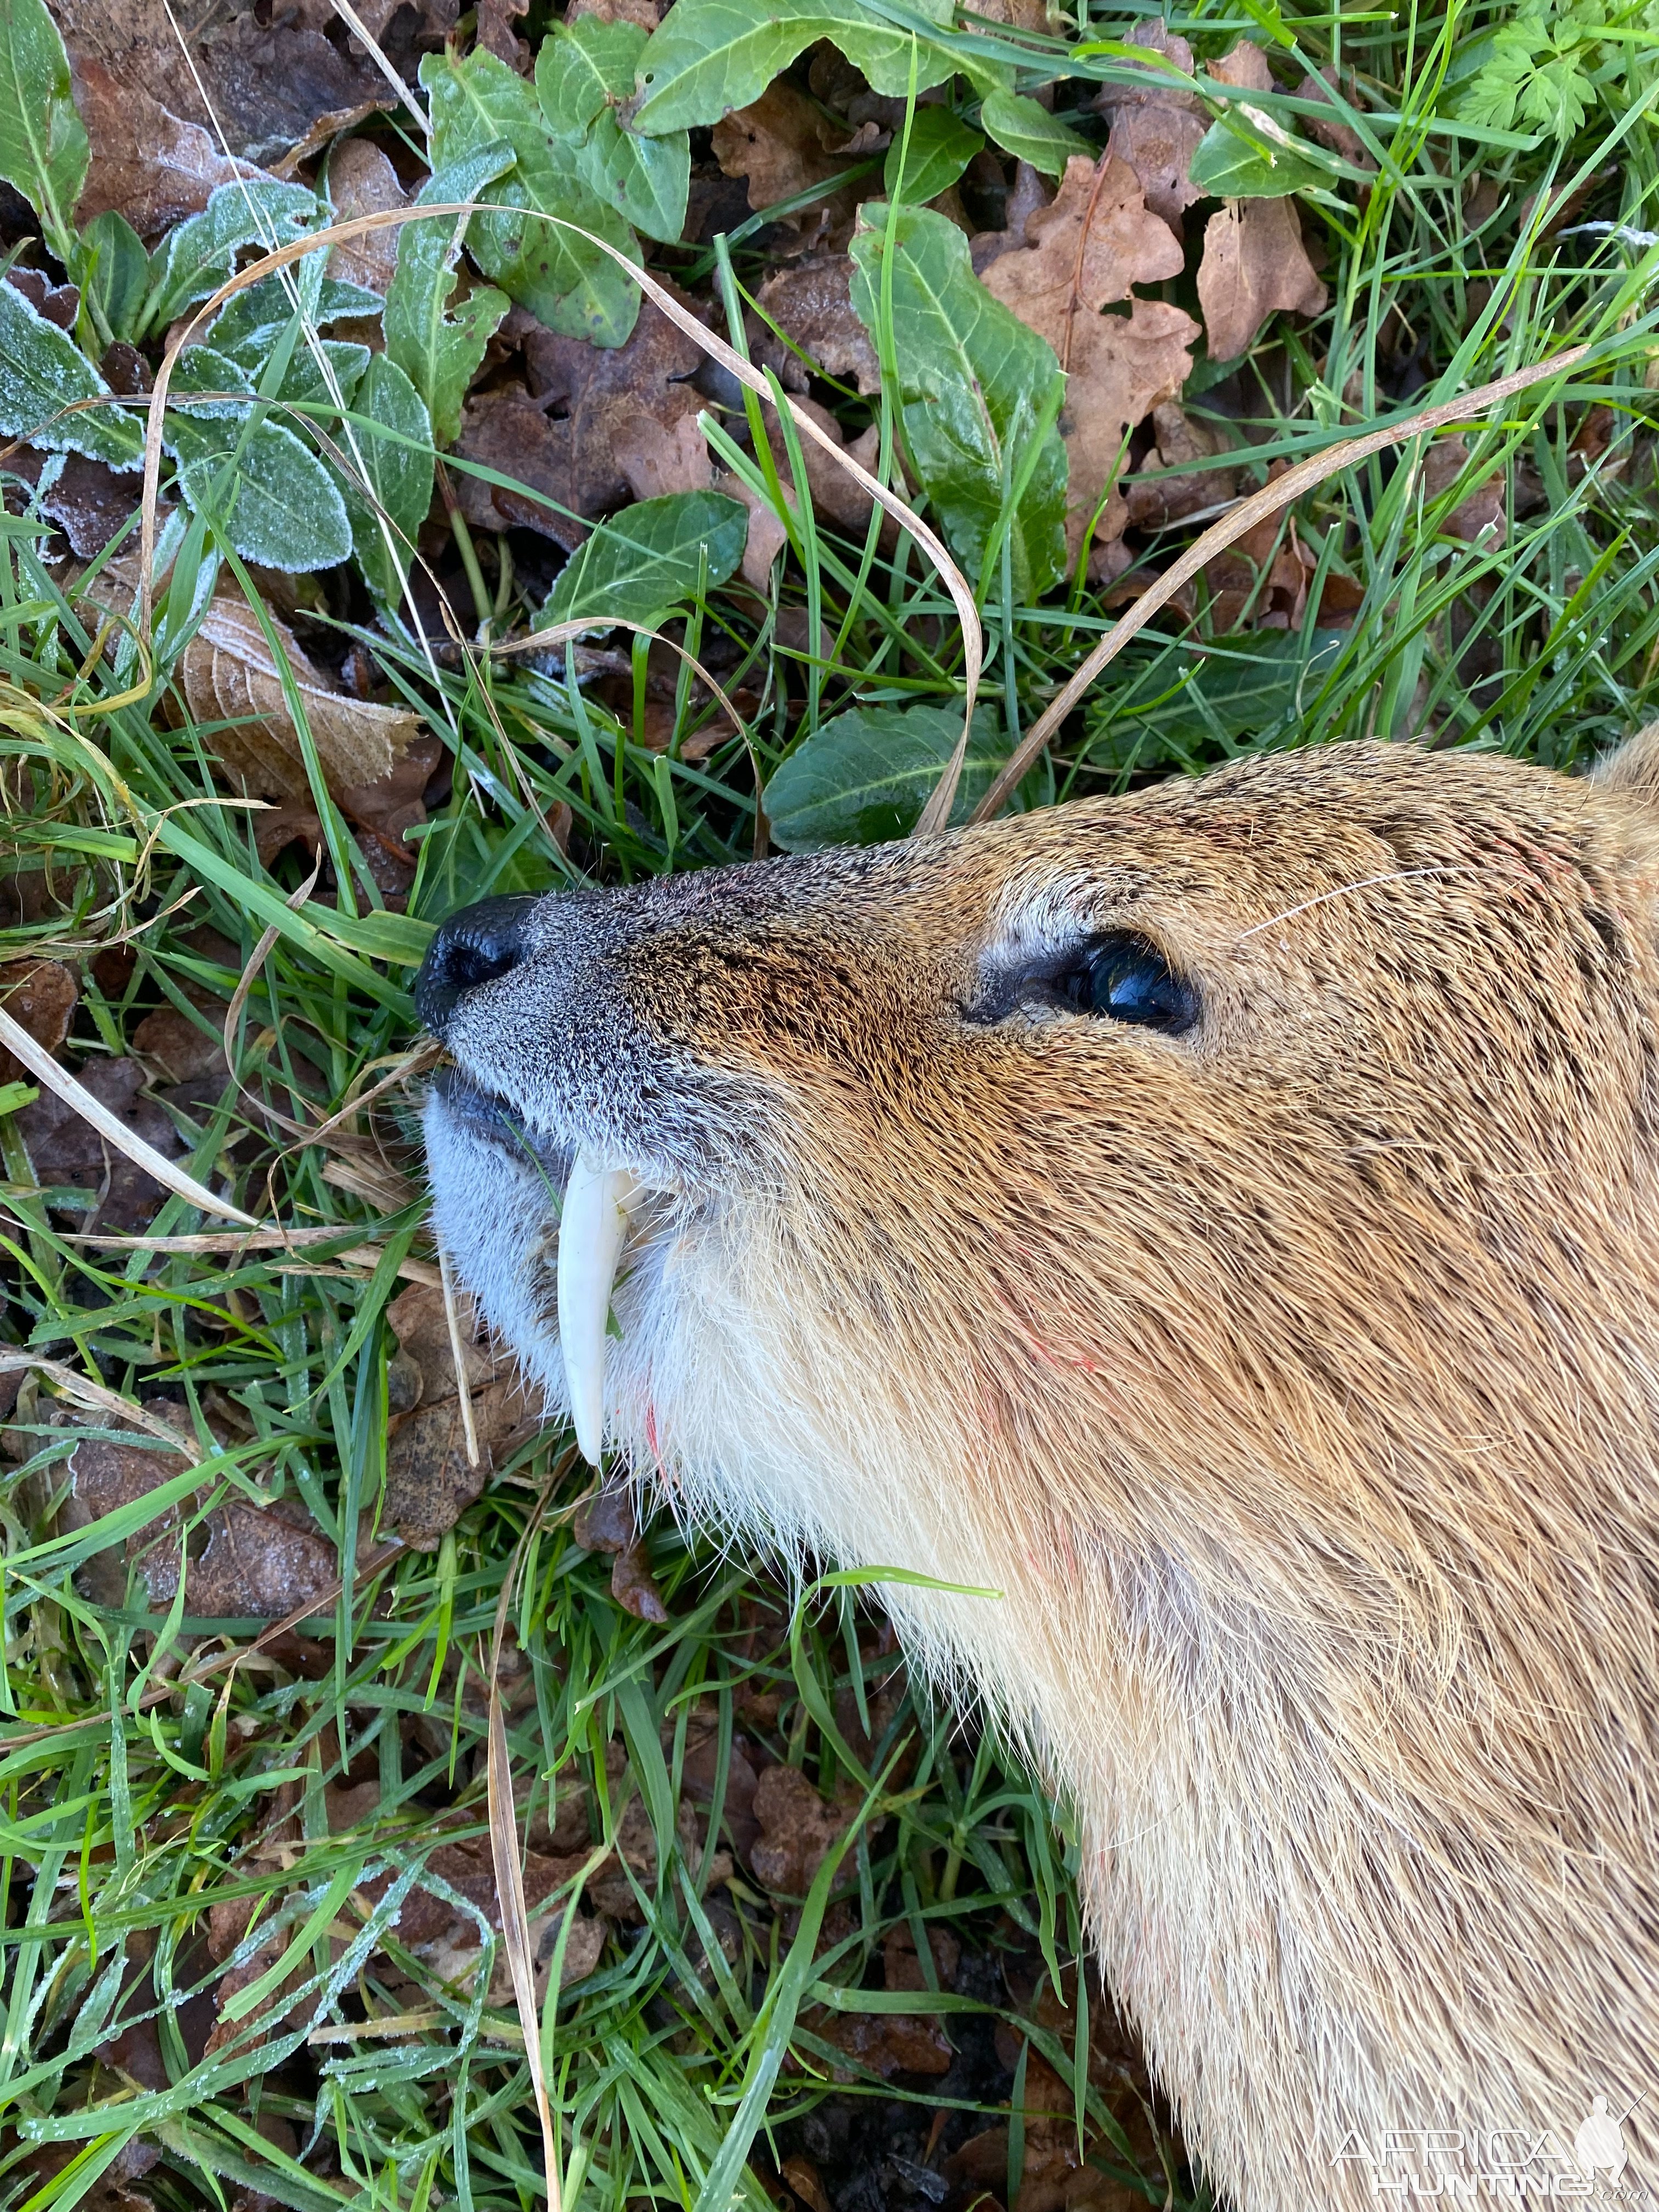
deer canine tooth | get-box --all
[556,1149,639,1466]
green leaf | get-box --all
[384,149,515,450]
[0,0,87,259]
[849,204,1067,601]
[1187,112,1331,196]
[540,490,746,631]
[538,19,690,244]
[765,703,1042,848]
[74,211,149,347]
[206,273,385,365]
[538,14,642,135]
[1083,631,1346,775]
[167,412,353,572]
[978,90,1093,177]
[141,181,319,337]
[338,354,434,605]
[173,342,256,415]
[632,0,956,135]
[272,339,370,413]
[423,46,641,347]
[884,106,984,202]
[0,279,140,468]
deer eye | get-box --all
[1054,933,1199,1034]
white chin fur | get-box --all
[556,1149,641,1464]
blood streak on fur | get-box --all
[415,735,1659,2212]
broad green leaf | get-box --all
[207,273,385,364]
[273,339,370,413]
[978,90,1093,176]
[538,19,690,244]
[74,211,149,347]
[338,354,434,605]
[538,14,643,135]
[385,148,514,449]
[1187,112,1330,196]
[765,703,1042,848]
[849,204,1067,601]
[167,412,353,572]
[173,343,256,416]
[0,0,87,258]
[424,47,641,347]
[540,490,746,631]
[0,279,140,468]
[140,181,319,337]
[1084,631,1346,775]
[632,0,956,135]
[885,106,983,202]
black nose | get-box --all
[415,895,539,1036]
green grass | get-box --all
[6,0,1659,2205]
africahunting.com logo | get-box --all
[1333,2097,1647,2199]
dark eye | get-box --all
[1054,933,1199,1034]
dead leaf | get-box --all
[753,257,882,395]
[982,155,1194,556]
[969,160,1054,276]
[132,1005,229,1086]
[719,471,790,591]
[981,154,1182,365]
[570,0,664,23]
[817,2003,953,2078]
[781,2158,832,2212]
[1423,435,1505,543]
[1197,196,1328,364]
[387,1278,498,1402]
[749,1764,863,1896]
[713,83,845,218]
[0,960,77,1087]
[177,1500,339,1618]
[69,58,268,236]
[178,590,422,803]
[55,0,414,177]
[610,1540,669,1622]
[613,410,714,500]
[972,0,1058,26]
[63,1413,337,1617]
[1094,20,1206,233]
[573,1486,637,1553]
[1203,500,1309,632]
[476,0,530,66]
[336,733,445,901]
[325,138,408,296]
[42,455,140,558]
[16,1059,182,1234]
[1122,401,1237,531]
[1210,36,1274,95]
[9,270,77,328]
[552,1492,664,1619]
[763,396,879,534]
[458,287,712,544]
[1299,65,1373,167]
[381,1374,537,1549]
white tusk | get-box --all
[556,1149,640,1466]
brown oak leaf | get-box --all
[983,155,1195,554]
[753,256,883,394]
[1196,196,1328,364]
[1094,19,1206,233]
[713,83,846,219]
[179,591,423,803]
[324,138,408,296]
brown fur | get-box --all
[419,737,1659,2208]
